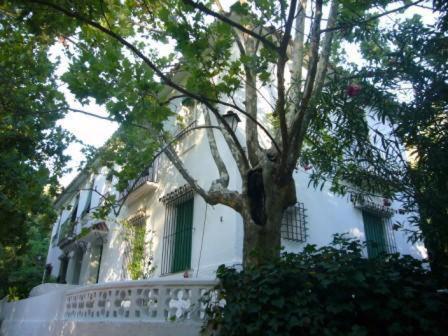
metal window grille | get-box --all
[281,202,308,242]
[128,211,146,227]
[362,211,397,257]
[161,191,194,275]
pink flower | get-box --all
[346,84,362,97]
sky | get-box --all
[49,44,118,186]
[52,1,436,187]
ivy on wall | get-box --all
[128,224,146,280]
[122,212,155,280]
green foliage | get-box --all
[0,6,72,298]
[204,235,448,336]
[1,218,51,300]
[129,224,146,280]
[122,220,153,280]
[354,14,448,282]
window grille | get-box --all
[128,211,146,226]
[281,202,307,242]
[362,211,397,257]
[161,192,194,275]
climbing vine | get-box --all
[129,224,146,280]
[122,213,155,280]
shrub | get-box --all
[203,235,448,336]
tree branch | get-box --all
[288,0,323,168]
[276,0,298,164]
[30,0,250,172]
[244,36,262,167]
[67,107,149,129]
[290,0,307,97]
[203,108,230,188]
[163,143,242,211]
[314,0,338,93]
[203,97,281,153]
[182,0,279,51]
[320,0,424,33]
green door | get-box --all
[171,198,194,273]
[362,211,387,258]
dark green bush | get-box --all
[203,235,447,336]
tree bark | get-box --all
[241,156,297,267]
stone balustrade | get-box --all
[63,279,216,322]
[0,279,217,336]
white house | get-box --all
[41,100,424,289]
[0,101,425,336]
[0,17,427,336]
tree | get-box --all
[355,13,448,282]
[0,8,72,297]
[2,0,437,267]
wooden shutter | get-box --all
[171,198,194,273]
[362,211,387,258]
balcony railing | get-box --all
[119,159,159,201]
[351,195,395,217]
[58,217,76,246]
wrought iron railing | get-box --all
[58,217,76,246]
[118,159,159,201]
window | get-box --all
[81,178,94,218]
[123,211,147,280]
[161,195,194,274]
[58,255,69,284]
[281,202,307,242]
[51,211,63,246]
[362,211,397,258]
[70,194,80,223]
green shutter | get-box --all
[362,211,387,258]
[171,198,194,273]
[81,182,94,217]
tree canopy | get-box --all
[360,14,448,282]
[0,8,72,297]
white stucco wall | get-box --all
[44,99,425,289]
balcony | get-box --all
[58,217,77,248]
[351,194,395,217]
[0,279,216,336]
[119,161,159,203]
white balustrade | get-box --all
[63,279,216,322]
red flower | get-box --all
[346,84,362,97]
